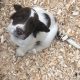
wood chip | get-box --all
[77,60,80,68]
[57,9,62,15]
[0,35,5,43]
[33,0,38,4]
[72,11,79,16]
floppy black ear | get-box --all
[14,4,22,11]
[33,20,50,37]
[24,17,50,38]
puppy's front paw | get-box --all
[16,48,25,57]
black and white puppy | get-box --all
[7,4,80,56]
[7,4,58,56]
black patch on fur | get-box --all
[10,5,31,25]
[44,13,51,28]
[24,17,37,38]
[33,20,50,37]
[36,41,41,45]
[24,16,50,38]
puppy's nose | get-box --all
[16,27,24,35]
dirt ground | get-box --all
[0,0,80,80]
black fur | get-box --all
[14,4,22,11]
[24,16,50,38]
[36,41,41,45]
[33,19,50,37]
[10,5,31,25]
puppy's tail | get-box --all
[56,31,80,49]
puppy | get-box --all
[7,4,58,56]
[7,4,80,56]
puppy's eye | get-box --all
[16,27,24,35]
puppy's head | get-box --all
[7,4,50,40]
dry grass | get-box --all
[0,0,80,80]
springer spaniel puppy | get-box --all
[7,4,80,56]
[7,4,58,56]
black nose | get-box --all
[16,27,24,35]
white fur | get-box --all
[7,21,25,34]
[30,9,35,17]
[7,6,58,56]
[33,6,49,26]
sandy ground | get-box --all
[0,0,80,80]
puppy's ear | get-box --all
[33,20,50,37]
[14,4,22,11]
[37,21,50,32]
[25,17,50,38]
